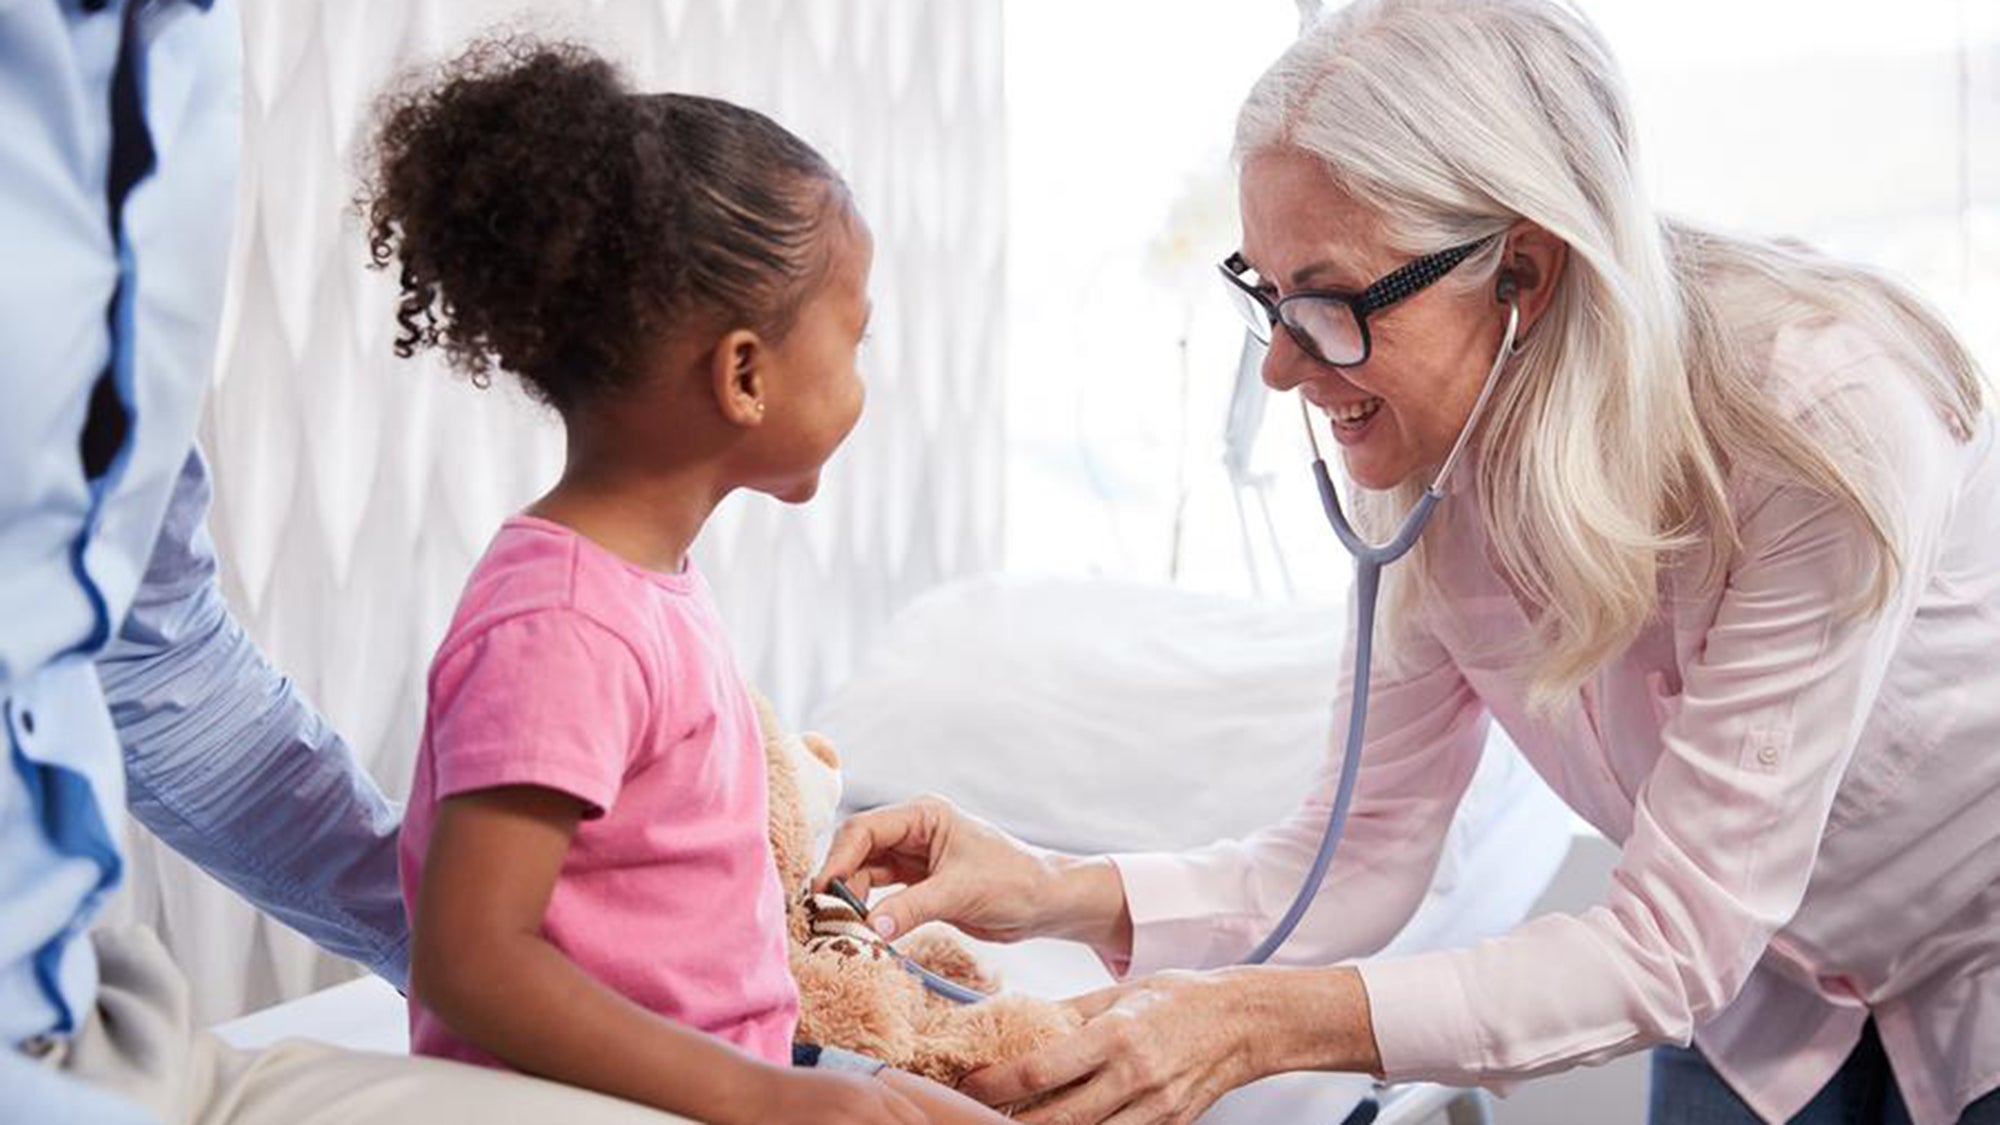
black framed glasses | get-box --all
[1219,236,1493,367]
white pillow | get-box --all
[810,573,1354,853]
[810,571,1571,960]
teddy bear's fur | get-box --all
[753,693,1082,1088]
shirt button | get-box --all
[1757,744,1779,766]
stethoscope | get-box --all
[1243,289,1520,964]
[840,289,1523,999]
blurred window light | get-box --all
[1002,0,1999,599]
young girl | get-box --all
[363,36,1009,1125]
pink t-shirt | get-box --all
[399,515,799,1069]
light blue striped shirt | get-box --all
[3,2,406,1119]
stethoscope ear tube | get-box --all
[1241,550,1385,964]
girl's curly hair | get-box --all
[360,34,849,413]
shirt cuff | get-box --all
[1104,852,1258,980]
[369,931,412,993]
[1357,949,1487,1084]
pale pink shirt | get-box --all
[399,516,799,1069]
[1110,318,2000,1125]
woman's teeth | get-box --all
[1328,397,1383,427]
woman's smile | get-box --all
[1303,386,1390,446]
[1323,395,1386,444]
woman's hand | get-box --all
[814,795,1128,951]
[958,967,1382,1125]
[737,1067,928,1125]
[958,972,1262,1125]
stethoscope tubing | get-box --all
[1241,300,1519,965]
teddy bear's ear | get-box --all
[786,732,844,843]
[801,732,841,770]
[750,690,783,745]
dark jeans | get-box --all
[1650,1022,2000,1125]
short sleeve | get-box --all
[426,610,653,817]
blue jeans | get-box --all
[1650,1022,2000,1125]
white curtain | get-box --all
[110,0,1005,1026]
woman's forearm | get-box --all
[1229,964,1384,1078]
[1039,853,1135,962]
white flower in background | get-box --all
[1145,159,1240,302]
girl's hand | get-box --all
[739,1067,929,1125]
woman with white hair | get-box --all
[817,1,2000,1123]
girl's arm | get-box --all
[412,784,927,1125]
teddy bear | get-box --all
[752,692,1083,1090]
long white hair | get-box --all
[1238,0,1986,712]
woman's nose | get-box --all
[1260,331,1312,393]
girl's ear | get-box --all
[711,328,769,428]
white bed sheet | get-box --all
[213,974,405,1054]
[210,943,1377,1121]
[215,775,1561,1124]
[210,936,1449,1123]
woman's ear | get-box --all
[1501,221,1568,336]
[711,328,770,428]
